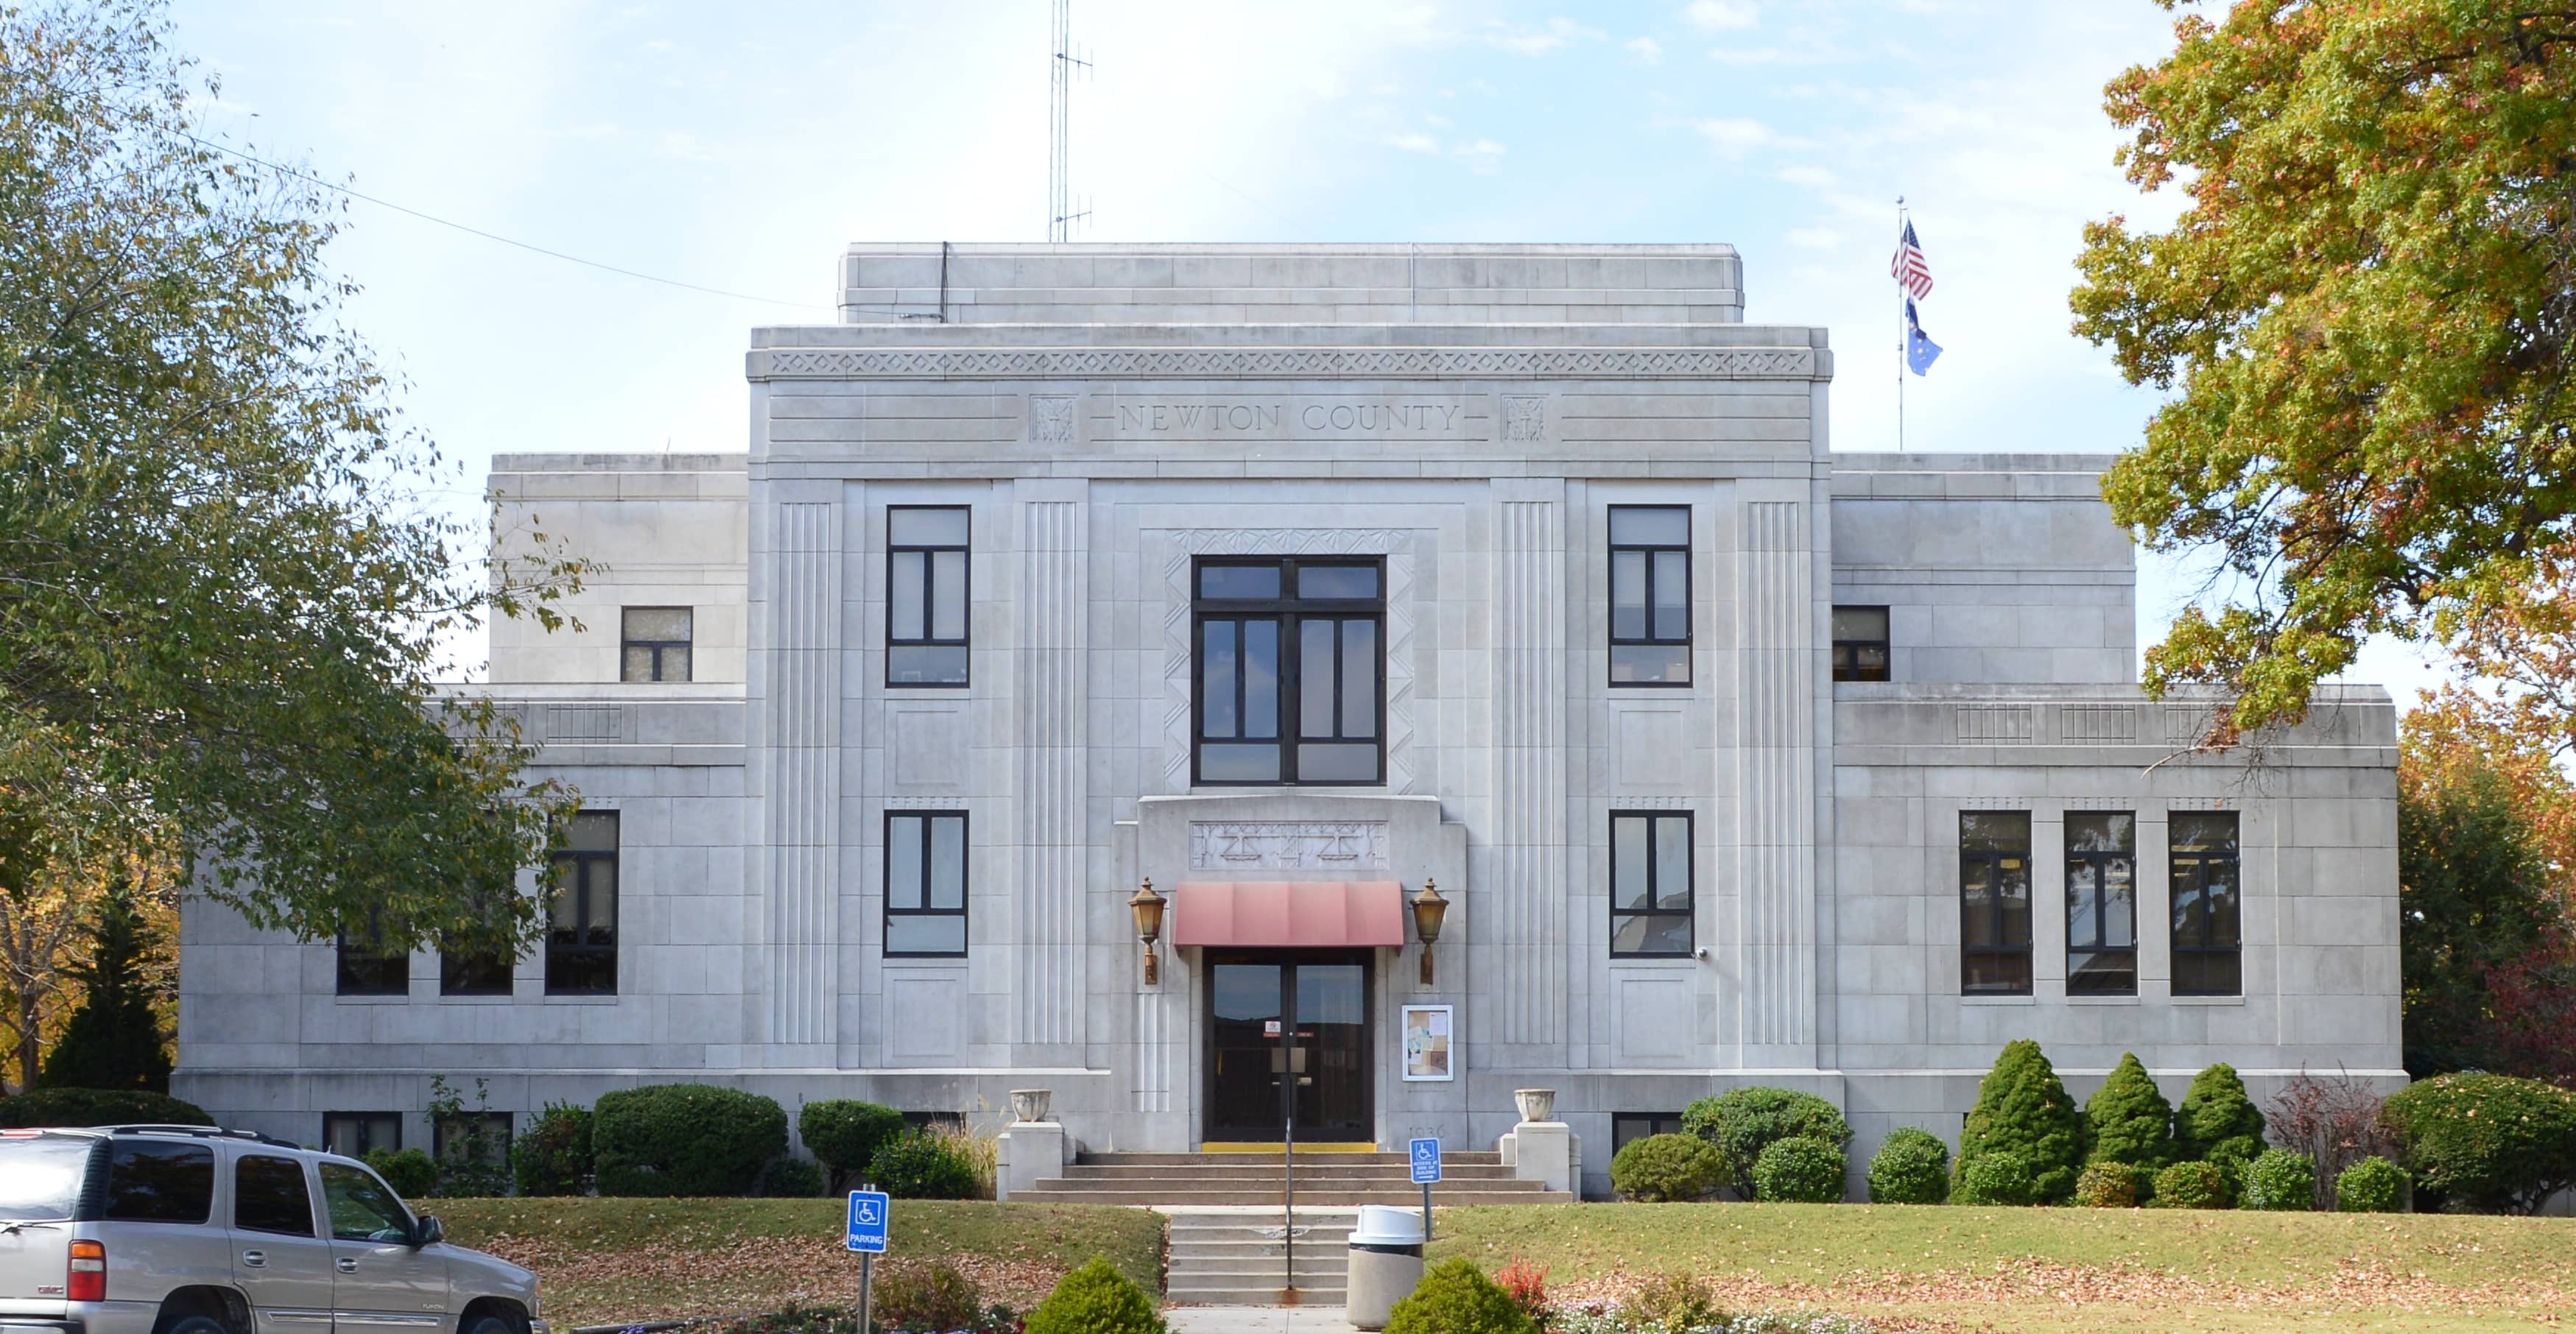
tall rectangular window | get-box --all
[1960,811,2033,994]
[2170,811,2242,996]
[1610,1113,1685,1155]
[1608,507,1690,685]
[620,607,692,682]
[2066,812,2137,995]
[336,931,407,997]
[885,811,968,956]
[323,1112,401,1159]
[1610,811,1693,957]
[546,811,619,995]
[888,507,971,686]
[1831,606,1890,682]
[1193,558,1384,785]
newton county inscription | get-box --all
[1108,397,1474,440]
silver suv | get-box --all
[0,1124,543,1334]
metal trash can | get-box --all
[1345,1204,1427,1330]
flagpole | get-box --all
[1896,195,1907,453]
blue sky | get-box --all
[166,0,2443,699]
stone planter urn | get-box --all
[1010,1089,1053,1123]
[1513,1088,1556,1123]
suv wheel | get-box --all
[163,1317,234,1334]
[462,1315,520,1334]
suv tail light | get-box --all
[67,1239,104,1301]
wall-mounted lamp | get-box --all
[1128,878,1167,986]
[1411,878,1449,987]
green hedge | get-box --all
[366,1147,440,1199]
[2380,1072,2576,1213]
[1750,1135,1845,1202]
[2337,1156,2410,1213]
[1681,1087,1850,1196]
[2239,1148,2315,1212]
[800,1099,907,1189]
[2153,1160,2228,1210]
[1385,1258,1532,1334]
[869,1129,976,1200]
[0,1087,210,1128]
[1954,1152,2035,1206]
[2174,1065,2267,1192]
[593,1084,788,1196]
[511,1101,593,1197]
[1957,1041,2083,1204]
[1025,1257,1167,1334]
[1609,1133,1723,1202]
[2083,1054,2174,1169]
[1865,1128,1950,1204]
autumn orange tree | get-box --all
[2074,1,2576,742]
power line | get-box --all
[182,133,895,317]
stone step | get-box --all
[1165,1288,1348,1307]
[1085,1151,1502,1166]
[1060,1162,1524,1181]
[1172,1239,1365,1260]
[1018,1186,1570,1206]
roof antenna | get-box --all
[1049,0,1093,241]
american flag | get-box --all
[1890,219,1933,300]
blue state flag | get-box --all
[1905,298,1942,375]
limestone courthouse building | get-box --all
[175,244,2403,1197]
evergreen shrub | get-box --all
[2239,1148,2315,1212]
[1865,1128,1950,1204]
[1025,1257,1168,1334]
[511,1101,593,1196]
[1953,1153,2035,1206]
[1615,1271,1724,1332]
[800,1099,908,1189]
[1957,1040,2083,1203]
[874,1261,983,1333]
[761,1156,829,1198]
[1681,1087,1851,1196]
[2378,1072,2576,1213]
[2153,1160,2227,1210]
[870,1129,977,1200]
[2336,1156,2410,1213]
[38,886,170,1093]
[1751,1135,1846,1203]
[2072,1161,2136,1208]
[365,1147,440,1199]
[2174,1065,2267,1193]
[0,1087,209,1128]
[1609,1132,1723,1202]
[593,1083,788,1196]
[2083,1053,2174,1169]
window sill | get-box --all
[1608,956,1697,969]
[2066,995,2142,1006]
[2167,994,2247,1006]
[541,993,621,1004]
[1959,994,2036,1006]
[437,993,519,1003]
[334,994,414,1004]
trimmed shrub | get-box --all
[1025,1257,1168,1334]
[1386,1260,1535,1334]
[2073,1160,2136,1208]
[2379,1072,2576,1213]
[1681,1087,1851,1196]
[2153,1160,2227,1210]
[2336,1156,2410,1214]
[870,1129,977,1201]
[1615,1271,1724,1333]
[2083,1053,2175,1170]
[593,1084,789,1196]
[2174,1065,2267,1191]
[511,1101,593,1197]
[365,1147,440,1199]
[1957,1040,2083,1204]
[1609,1132,1724,1202]
[1866,1127,1951,1204]
[2239,1148,2315,1212]
[801,1099,908,1190]
[0,1087,210,1128]
[1953,1152,2035,1206]
[874,1261,983,1333]
[761,1156,830,1198]
[1751,1135,1846,1203]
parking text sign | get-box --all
[845,1190,890,1253]
[1409,1137,1441,1184]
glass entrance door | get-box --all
[1204,952,1372,1141]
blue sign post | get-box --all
[1409,1137,1440,1242]
[846,1190,890,1329]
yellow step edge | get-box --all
[1197,1141,1383,1154]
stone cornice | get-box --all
[747,345,1827,383]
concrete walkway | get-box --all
[1161,1307,1362,1334]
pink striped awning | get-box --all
[1171,880,1406,948]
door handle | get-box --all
[337,1257,359,1273]
[241,1250,267,1267]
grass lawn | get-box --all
[1438,1201,2576,1333]
[434,1198,1163,1328]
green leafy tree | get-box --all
[2071,1,2576,743]
[0,2,588,961]
[2175,1064,2270,1189]
[1957,1040,2085,1204]
[36,870,167,1092]
[2084,1053,2176,1169]
[2399,749,2571,1075]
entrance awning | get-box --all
[1171,880,1406,948]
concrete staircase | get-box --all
[1007,1151,1571,1307]
[1010,1150,1572,1207]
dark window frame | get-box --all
[2170,811,2243,998]
[620,606,694,683]
[1609,809,1695,959]
[335,931,408,997]
[546,811,619,996]
[1607,505,1692,688]
[322,1111,403,1158]
[432,1112,514,1168]
[1610,1112,1686,1156]
[2066,811,2139,997]
[1960,811,2034,995]
[102,1140,216,1224]
[232,1153,316,1238]
[438,942,513,998]
[886,504,972,688]
[1832,604,1892,682]
[1190,557,1387,787]
[884,809,970,959]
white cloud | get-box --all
[1625,36,1664,64]
[1452,138,1507,173]
[1692,116,1774,155]
[1682,0,1759,32]
[1487,16,1608,56]
[1424,111,1453,128]
[1778,164,1836,188]
[1387,131,1440,154]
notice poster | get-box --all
[1401,1003,1455,1082]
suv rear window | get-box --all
[105,1140,214,1223]
[0,1134,93,1221]
[233,1154,314,1237]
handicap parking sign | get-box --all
[1409,1137,1441,1184]
[845,1190,890,1253]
